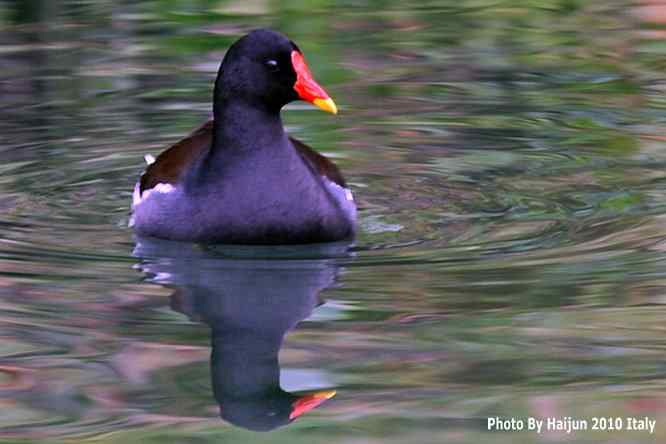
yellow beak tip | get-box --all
[313,97,338,115]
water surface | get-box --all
[2,1,666,442]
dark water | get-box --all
[3,0,666,442]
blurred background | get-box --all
[2,0,666,442]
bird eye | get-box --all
[265,59,279,72]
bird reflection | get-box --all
[133,237,351,431]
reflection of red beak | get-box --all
[291,51,338,114]
[289,390,337,420]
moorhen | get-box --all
[131,29,356,244]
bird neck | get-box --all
[192,98,288,185]
[214,97,286,152]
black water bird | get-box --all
[131,29,356,244]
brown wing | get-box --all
[139,120,214,193]
[290,137,347,188]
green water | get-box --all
[2,0,666,442]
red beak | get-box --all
[291,51,338,114]
[289,390,336,420]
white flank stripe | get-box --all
[132,182,175,208]
[154,183,175,193]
